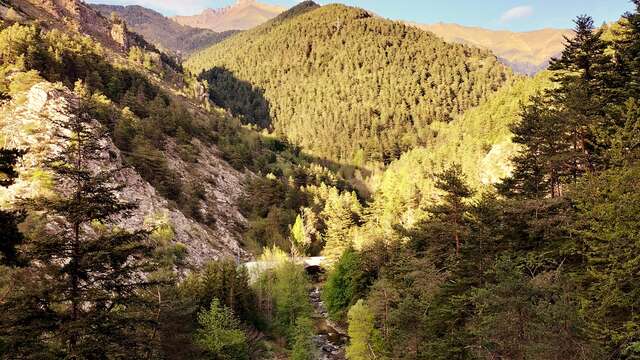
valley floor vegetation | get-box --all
[2,1,640,359]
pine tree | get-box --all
[291,316,316,360]
[409,165,473,260]
[551,15,613,173]
[322,191,359,263]
[550,16,610,84]
[619,1,640,95]
[503,16,613,198]
[606,2,640,164]
[195,299,249,360]
[571,165,640,355]
[346,300,384,360]
[0,100,160,358]
[498,94,568,198]
[0,148,25,266]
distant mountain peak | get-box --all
[91,3,238,55]
[412,22,572,75]
[171,0,286,32]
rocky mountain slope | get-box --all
[414,22,571,75]
[0,0,252,265]
[0,82,248,267]
[4,0,139,51]
[92,4,238,56]
[172,0,285,32]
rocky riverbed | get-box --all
[309,286,348,360]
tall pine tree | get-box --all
[503,16,612,198]
[0,99,160,358]
[408,165,473,261]
[0,148,25,266]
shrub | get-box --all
[195,299,249,360]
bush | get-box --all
[291,317,316,360]
[322,247,362,321]
[8,71,43,103]
[272,261,313,343]
[195,299,249,360]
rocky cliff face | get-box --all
[5,0,150,52]
[0,82,249,267]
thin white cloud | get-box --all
[500,5,534,23]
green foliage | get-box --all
[0,148,25,266]
[129,46,164,75]
[187,4,513,164]
[290,316,316,360]
[323,247,363,320]
[272,261,313,343]
[251,253,313,346]
[571,165,640,353]
[470,258,598,360]
[321,188,361,263]
[129,135,183,200]
[346,300,384,360]
[195,299,249,360]
[240,167,356,255]
[368,72,552,233]
[0,101,160,358]
[290,214,309,256]
[182,259,257,325]
[8,70,44,103]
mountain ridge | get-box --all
[92,3,238,55]
[413,22,571,75]
[171,0,285,32]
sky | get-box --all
[88,0,635,32]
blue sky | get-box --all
[88,0,635,31]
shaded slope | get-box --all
[366,72,553,232]
[186,4,514,165]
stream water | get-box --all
[309,286,348,360]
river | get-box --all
[309,285,348,360]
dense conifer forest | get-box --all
[1,0,640,359]
[186,3,513,165]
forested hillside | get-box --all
[186,2,513,165]
[2,0,640,359]
[366,72,553,232]
[0,1,366,357]
[319,6,640,359]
